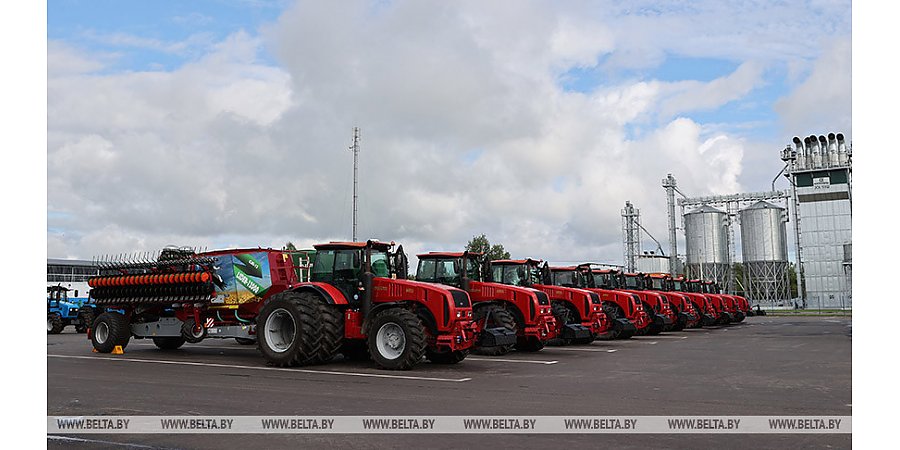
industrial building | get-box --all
[624,131,851,309]
[784,134,852,309]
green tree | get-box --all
[465,234,511,261]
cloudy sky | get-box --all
[47,0,851,267]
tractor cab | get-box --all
[47,285,70,305]
[415,251,482,290]
[488,258,548,287]
[310,240,407,308]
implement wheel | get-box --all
[90,312,131,353]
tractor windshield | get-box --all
[492,264,528,286]
[464,256,481,280]
[415,258,459,285]
[648,278,665,290]
[371,250,391,278]
[592,272,613,289]
[623,275,641,289]
[553,271,576,287]
[672,280,685,292]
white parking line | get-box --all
[465,357,558,365]
[47,354,472,383]
[548,347,616,353]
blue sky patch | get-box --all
[49,0,288,71]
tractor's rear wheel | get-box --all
[152,336,185,350]
[473,304,516,356]
[366,308,426,370]
[90,312,131,353]
[426,349,468,364]
[48,313,64,334]
[312,294,344,364]
[75,308,95,334]
[257,291,322,367]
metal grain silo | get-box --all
[739,201,790,304]
[684,205,730,285]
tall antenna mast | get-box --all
[350,127,360,242]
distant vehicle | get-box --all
[47,285,98,334]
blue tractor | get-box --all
[47,285,98,334]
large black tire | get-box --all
[670,305,685,332]
[340,340,371,361]
[515,336,545,352]
[181,317,208,343]
[48,313,65,334]
[426,349,468,364]
[152,336,186,350]
[472,304,516,356]
[366,308,427,370]
[596,304,621,340]
[548,301,577,346]
[642,302,663,336]
[313,294,344,364]
[235,338,256,345]
[90,312,131,353]
[257,291,322,367]
[75,308,94,334]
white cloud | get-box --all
[775,38,852,137]
[47,0,849,267]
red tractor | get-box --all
[548,265,640,339]
[644,273,699,331]
[708,282,745,323]
[671,276,717,327]
[581,267,651,337]
[415,251,557,353]
[87,240,495,370]
[487,259,610,345]
[609,270,675,335]
[687,279,732,325]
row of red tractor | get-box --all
[82,240,754,370]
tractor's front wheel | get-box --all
[548,301,576,346]
[90,312,131,353]
[366,308,426,370]
[48,313,64,334]
[473,305,516,356]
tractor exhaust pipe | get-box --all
[361,242,375,319]
[460,251,471,292]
